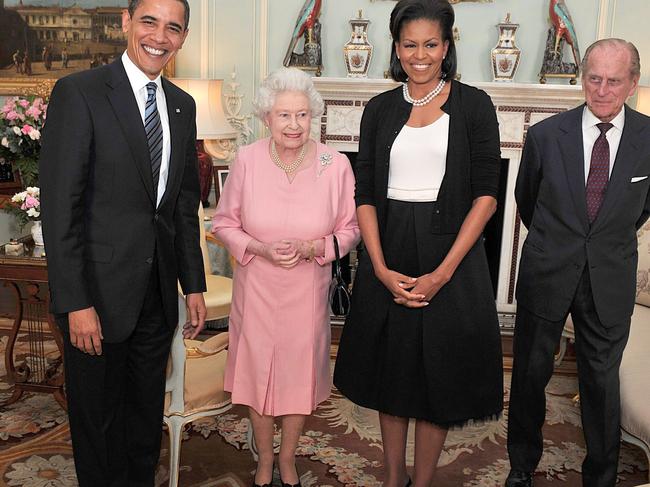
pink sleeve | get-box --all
[211,150,256,265]
[315,153,361,265]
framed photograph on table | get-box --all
[0,1,175,97]
[213,165,229,204]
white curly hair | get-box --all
[253,67,324,120]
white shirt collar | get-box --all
[121,51,162,95]
[582,104,625,132]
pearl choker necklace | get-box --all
[402,79,446,107]
[271,140,306,174]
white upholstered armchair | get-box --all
[163,204,234,487]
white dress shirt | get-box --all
[121,51,170,207]
[582,106,625,184]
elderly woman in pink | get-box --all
[212,67,359,487]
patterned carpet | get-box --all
[1,328,648,486]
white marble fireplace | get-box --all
[312,78,585,327]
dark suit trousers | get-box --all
[58,264,174,487]
[507,269,631,487]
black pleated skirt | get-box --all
[333,200,503,426]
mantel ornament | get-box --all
[491,13,521,82]
[283,0,324,77]
[343,10,373,78]
[539,0,581,84]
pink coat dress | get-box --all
[212,138,360,416]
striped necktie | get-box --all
[145,82,163,199]
[585,122,613,224]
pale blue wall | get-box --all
[174,0,203,79]
[174,0,261,133]
[610,0,650,85]
[0,212,20,241]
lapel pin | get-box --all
[175,108,181,113]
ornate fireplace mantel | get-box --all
[312,77,585,320]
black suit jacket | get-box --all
[40,59,206,342]
[515,104,650,327]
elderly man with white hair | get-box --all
[506,38,650,487]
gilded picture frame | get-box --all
[0,1,175,98]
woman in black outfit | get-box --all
[333,1,503,486]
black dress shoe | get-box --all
[405,477,412,487]
[505,470,533,487]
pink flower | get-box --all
[25,106,42,119]
[1,98,15,114]
[21,124,33,135]
[18,99,30,109]
[23,195,39,209]
[5,110,25,122]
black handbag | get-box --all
[329,235,351,317]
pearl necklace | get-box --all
[402,79,446,107]
[271,140,306,174]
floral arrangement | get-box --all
[4,186,40,230]
[0,96,47,187]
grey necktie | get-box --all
[145,82,163,198]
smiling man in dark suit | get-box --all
[506,39,650,487]
[39,0,206,485]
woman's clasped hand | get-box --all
[249,239,322,268]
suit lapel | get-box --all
[159,77,184,208]
[591,105,644,231]
[105,59,156,206]
[558,106,589,233]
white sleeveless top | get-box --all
[387,113,449,202]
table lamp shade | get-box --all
[170,79,237,140]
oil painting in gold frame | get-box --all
[0,0,175,97]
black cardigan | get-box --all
[354,79,501,235]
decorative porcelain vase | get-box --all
[491,13,521,82]
[343,10,373,78]
[31,220,44,247]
